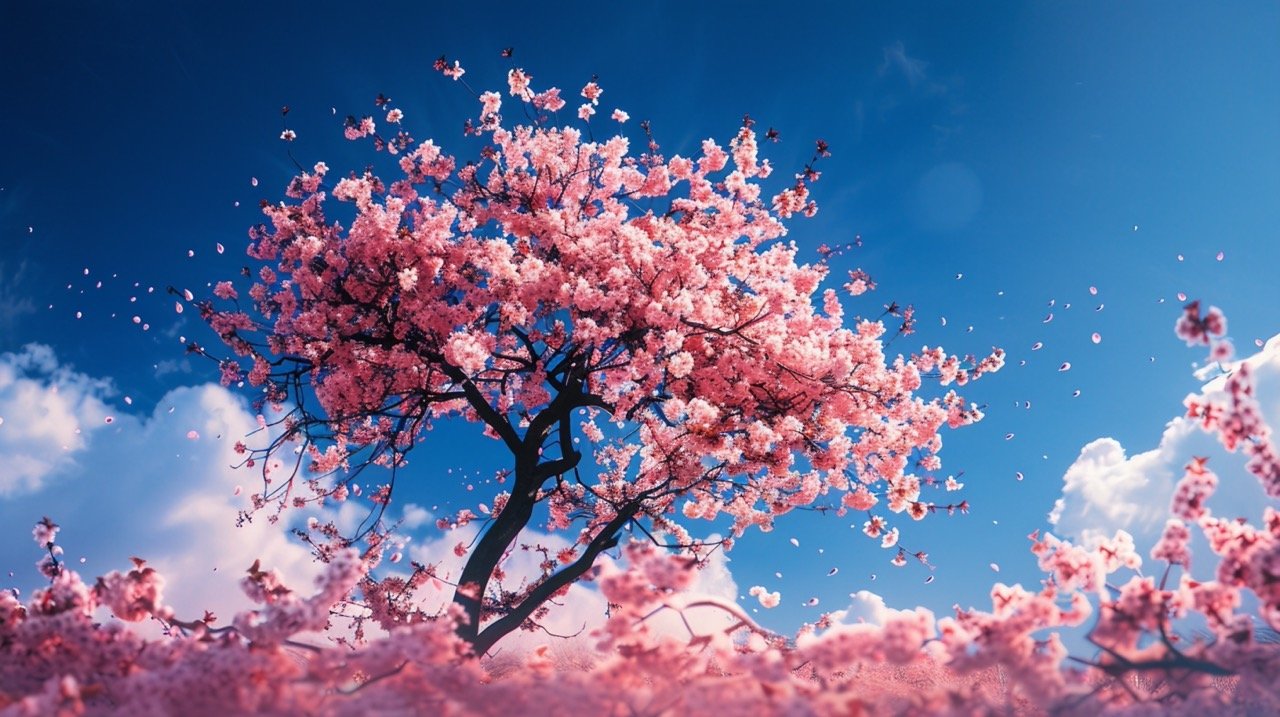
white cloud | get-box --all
[0,344,113,495]
[829,589,891,626]
[1049,335,1280,552]
[0,345,325,626]
[0,346,750,657]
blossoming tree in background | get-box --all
[195,58,1002,653]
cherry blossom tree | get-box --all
[195,59,1003,654]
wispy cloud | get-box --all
[879,41,930,89]
[0,262,37,348]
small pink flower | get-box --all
[507,68,533,98]
[532,88,565,112]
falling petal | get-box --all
[1096,304,1104,311]
[1058,362,1071,372]
[175,302,184,314]
[955,273,963,280]
[104,416,114,424]
[1177,292,1187,301]
[1047,299,1055,307]
[789,538,800,547]
[1072,390,1081,397]
[187,250,195,258]
[1005,433,1015,440]
[940,316,947,326]
[75,311,82,319]
[924,576,935,584]
[1043,313,1053,323]
[216,243,225,254]
[1091,332,1101,344]
[804,597,819,606]
[251,177,259,187]
[1015,471,1024,481]
[1031,341,1043,351]
[1063,303,1071,309]
[1257,338,1265,348]
[1177,254,1184,261]
[827,567,838,577]
[1089,286,1098,295]
[124,396,133,405]
[1216,251,1224,261]
[183,289,194,301]
[186,430,200,440]
[990,563,1000,572]
[132,316,141,324]
[233,485,242,496]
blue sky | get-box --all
[2,2,1278,641]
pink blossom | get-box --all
[507,68,532,99]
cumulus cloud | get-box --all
[1049,335,1280,551]
[0,344,114,495]
[825,588,943,630]
[0,344,325,625]
[0,345,751,656]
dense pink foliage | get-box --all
[192,60,1001,652]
